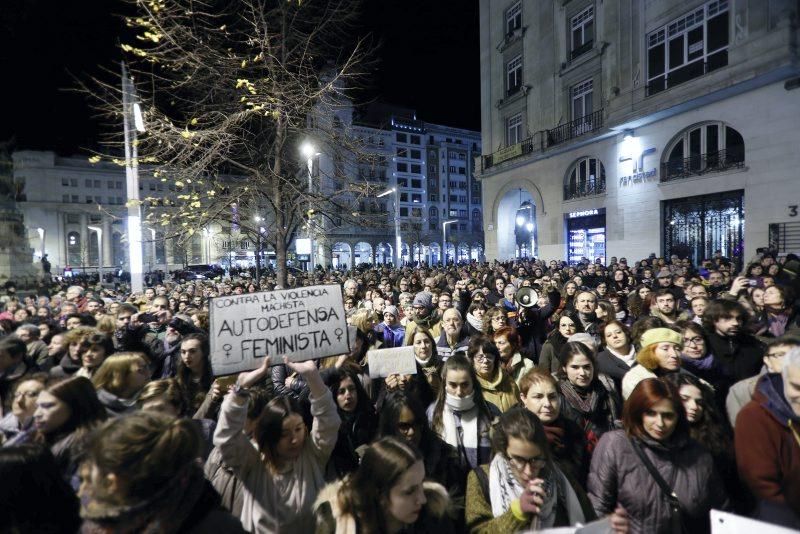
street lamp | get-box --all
[253,216,265,281]
[377,187,400,267]
[122,62,145,292]
[300,142,319,272]
[442,219,458,265]
[87,226,103,277]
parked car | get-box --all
[175,264,224,280]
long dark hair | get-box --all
[662,373,732,459]
[176,333,213,410]
[37,376,107,443]
[378,391,432,447]
[325,366,373,419]
[337,437,423,534]
[430,354,493,435]
[254,395,305,472]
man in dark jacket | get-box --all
[517,283,560,364]
[735,347,800,529]
[0,336,37,416]
[703,300,765,400]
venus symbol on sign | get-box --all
[222,344,232,359]
[334,328,343,342]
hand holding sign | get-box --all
[367,346,417,379]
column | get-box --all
[102,217,113,268]
[58,212,68,271]
[79,212,89,269]
[165,236,176,270]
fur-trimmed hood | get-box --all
[314,479,451,533]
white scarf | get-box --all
[442,397,478,454]
[488,456,586,528]
[466,312,483,332]
[608,345,636,367]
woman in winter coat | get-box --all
[538,315,582,374]
[622,327,689,399]
[465,407,607,534]
[323,366,376,480]
[314,436,454,534]
[556,342,621,455]
[595,320,636,392]
[214,356,340,533]
[428,354,500,470]
[518,368,587,485]
[469,336,520,413]
[176,333,215,413]
[78,411,245,533]
[493,326,534,387]
[588,378,728,534]
[92,353,151,417]
[378,391,466,506]
[7,376,107,489]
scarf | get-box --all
[607,346,636,368]
[765,309,790,338]
[466,312,483,333]
[442,398,479,467]
[80,463,206,534]
[681,352,716,372]
[558,380,600,416]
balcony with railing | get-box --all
[480,109,604,172]
[660,147,745,182]
[570,40,593,61]
[564,176,606,200]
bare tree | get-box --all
[84,0,385,286]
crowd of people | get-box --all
[0,250,799,533]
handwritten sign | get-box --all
[209,284,349,375]
[367,346,418,379]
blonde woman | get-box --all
[92,353,151,416]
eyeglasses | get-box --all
[684,337,704,345]
[397,421,420,433]
[508,455,548,471]
[13,391,40,400]
[474,353,495,363]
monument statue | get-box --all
[0,146,39,289]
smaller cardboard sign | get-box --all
[367,346,418,378]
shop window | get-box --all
[662,121,744,182]
[646,0,729,96]
[564,156,605,200]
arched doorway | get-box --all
[428,242,441,264]
[353,242,373,266]
[412,243,425,265]
[66,232,81,267]
[496,187,538,260]
[375,243,392,265]
[444,243,456,264]
[400,243,411,266]
[470,244,483,261]
[332,242,352,269]
[457,243,470,262]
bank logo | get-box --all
[619,147,657,186]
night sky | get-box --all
[0,0,480,155]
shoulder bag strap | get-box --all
[629,438,680,503]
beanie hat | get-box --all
[383,305,399,317]
[412,291,433,309]
[639,327,683,349]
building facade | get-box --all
[12,108,483,273]
[477,0,800,264]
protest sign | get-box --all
[710,510,796,534]
[209,284,348,376]
[367,346,418,379]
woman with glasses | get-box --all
[0,374,47,444]
[482,307,508,337]
[378,391,466,505]
[470,336,520,413]
[677,321,723,391]
[538,315,583,374]
[465,407,602,533]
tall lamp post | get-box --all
[253,216,265,282]
[87,226,103,278]
[377,187,401,267]
[442,219,458,265]
[300,142,318,272]
[122,62,146,292]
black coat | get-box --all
[516,289,560,364]
[595,349,633,392]
[705,331,765,400]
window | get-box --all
[506,55,523,96]
[62,178,69,186]
[458,167,466,175]
[397,178,408,188]
[62,194,69,202]
[472,209,482,231]
[411,179,422,188]
[458,153,466,160]
[647,0,729,96]
[506,1,522,34]
[662,121,745,181]
[396,133,407,143]
[449,165,457,173]
[429,193,437,202]
[507,113,523,145]
[410,149,421,159]
[107,180,114,189]
[400,193,409,202]
[71,195,79,203]
[117,181,123,189]
[94,180,101,188]
[94,196,102,203]
[396,148,408,158]
[565,156,606,200]
[459,224,466,231]
[572,79,593,121]
[70,178,77,187]
[428,165,436,174]
[400,207,409,217]
[410,135,421,145]
[397,162,408,172]
[449,209,459,217]
[117,196,124,204]
[410,164,422,174]
[85,179,92,187]
[570,6,594,60]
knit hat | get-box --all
[656,268,672,279]
[639,327,683,349]
[383,305,398,318]
[412,291,433,309]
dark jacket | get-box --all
[325,407,376,481]
[49,353,81,379]
[735,374,800,528]
[96,388,138,418]
[595,349,634,392]
[515,288,560,362]
[0,360,37,416]
[705,331,765,402]
[271,363,310,403]
[588,430,728,534]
